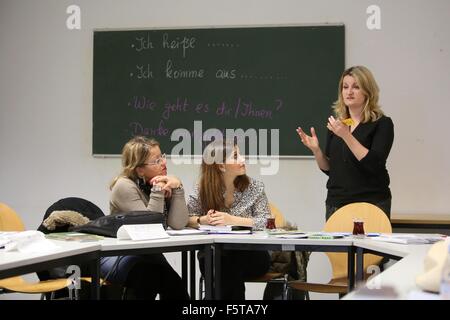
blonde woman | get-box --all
[101,136,189,299]
[187,139,271,299]
[297,66,394,220]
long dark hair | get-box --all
[199,140,249,212]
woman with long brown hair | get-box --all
[187,139,271,299]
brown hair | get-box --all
[110,136,160,189]
[332,65,384,123]
[199,140,250,212]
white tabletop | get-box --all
[212,232,354,246]
[352,238,428,258]
[0,240,100,273]
[344,244,432,299]
[1,231,438,300]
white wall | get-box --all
[1,0,449,300]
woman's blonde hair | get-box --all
[198,140,249,213]
[110,136,160,189]
[332,65,384,123]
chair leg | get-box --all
[282,274,288,300]
[50,291,55,300]
[198,275,205,300]
[285,284,309,300]
[121,287,128,300]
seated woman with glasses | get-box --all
[187,139,271,299]
[101,136,189,299]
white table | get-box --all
[212,232,355,299]
[98,235,216,300]
[1,233,438,300]
[98,233,355,300]
[212,233,440,300]
[0,240,101,298]
[345,238,433,299]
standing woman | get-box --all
[187,140,271,299]
[101,136,189,299]
[297,66,394,220]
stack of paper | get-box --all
[0,230,59,253]
[307,232,346,239]
[268,229,307,239]
[198,225,252,234]
[267,229,305,236]
[166,228,208,236]
[371,233,445,245]
[274,233,308,239]
[117,224,169,241]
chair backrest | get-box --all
[36,197,106,284]
[0,202,25,231]
[249,203,287,280]
[269,203,286,228]
[323,202,392,280]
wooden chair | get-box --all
[288,202,392,298]
[0,202,75,300]
[242,203,290,299]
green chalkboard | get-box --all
[93,25,344,156]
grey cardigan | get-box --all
[110,177,188,230]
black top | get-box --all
[323,115,394,207]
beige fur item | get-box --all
[416,240,449,293]
[42,210,90,230]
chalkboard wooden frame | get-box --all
[93,24,345,157]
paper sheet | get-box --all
[0,230,59,253]
[117,224,169,241]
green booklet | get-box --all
[46,232,104,242]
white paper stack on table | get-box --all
[0,230,59,253]
[371,233,445,244]
[198,225,252,234]
[166,227,208,236]
[267,230,308,239]
[117,224,169,241]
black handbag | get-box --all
[69,211,167,237]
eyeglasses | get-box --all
[144,153,166,166]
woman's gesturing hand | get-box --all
[326,116,350,139]
[296,127,320,152]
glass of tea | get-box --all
[265,217,276,230]
[352,218,365,238]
